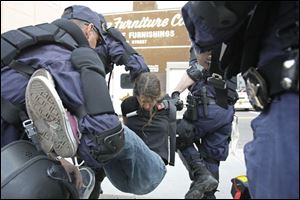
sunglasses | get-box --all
[84,23,102,45]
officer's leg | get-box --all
[245,93,299,198]
[176,119,218,199]
[178,147,218,199]
[89,167,106,199]
[198,120,232,199]
[202,159,220,199]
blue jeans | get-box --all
[244,93,299,199]
[103,126,166,195]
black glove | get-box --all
[176,119,195,151]
[121,96,139,116]
[171,91,184,111]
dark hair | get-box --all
[134,72,161,99]
[134,72,161,134]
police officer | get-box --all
[181,1,299,199]
[75,10,151,199]
[1,5,166,197]
[172,47,236,199]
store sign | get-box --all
[104,10,191,48]
[148,64,159,72]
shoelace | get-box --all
[72,156,85,167]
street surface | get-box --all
[99,110,259,199]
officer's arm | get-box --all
[173,71,195,94]
[170,70,194,111]
[173,48,201,94]
[124,54,149,81]
[101,31,149,81]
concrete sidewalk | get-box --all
[99,148,246,199]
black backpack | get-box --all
[1,140,79,199]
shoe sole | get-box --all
[25,69,55,153]
[26,75,77,157]
[31,68,55,85]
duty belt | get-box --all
[185,94,217,121]
[243,54,299,111]
[196,97,217,105]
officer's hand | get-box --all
[60,158,83,190]
[171,91,184,111]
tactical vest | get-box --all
[121,95,176,166]
[1,18,115,129]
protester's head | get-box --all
[134,72,161,112]
[132,72,162,134]
[61,5,104,48]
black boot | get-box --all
[202,189,217,199]
[202,170,219,199]
[185,160,218,199]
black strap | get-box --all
[58,178,79,199]
[9,60,35,76]
[47,163,79,199]
[1,97,24,126]
[68,105,87,120]
[197,98,217,105]
[189,46,196,62]
[208,45,230,109]
[210,44,224,76]
[168,100,176,166]
[107,70,113,91]
[52,19,89,48]
[1,97,40,144]
[220,23,246,79]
